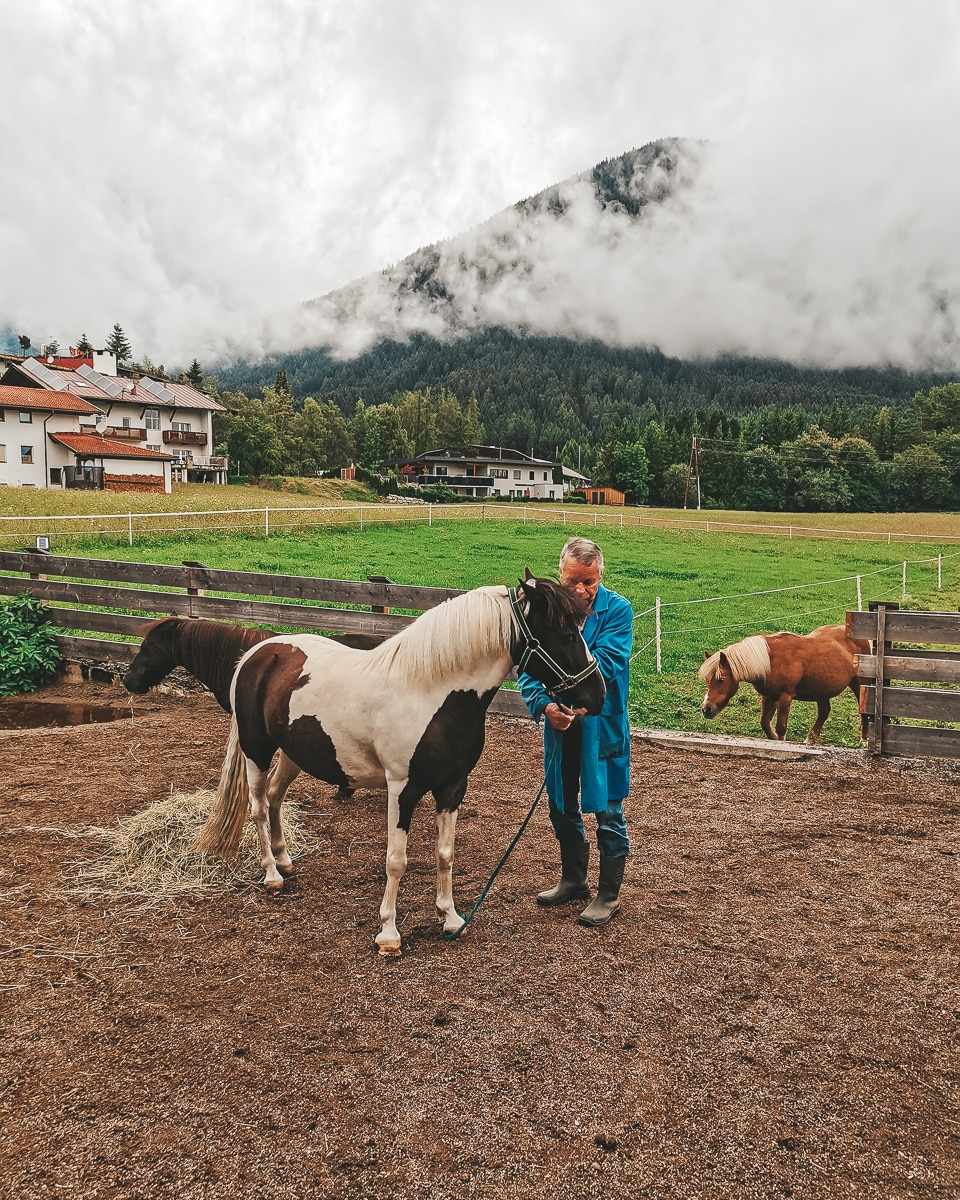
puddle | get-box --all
[0,699,135,730]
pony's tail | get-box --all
[193,715,249,857]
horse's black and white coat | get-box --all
[195,577,605,955]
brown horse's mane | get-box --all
[698,634,771,686]
[147,617,274,709]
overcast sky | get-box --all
[2,1,959,373]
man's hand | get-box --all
[544,701,584,731]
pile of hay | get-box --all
[68,787,320,900]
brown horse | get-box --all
[123,617,382,712]
[698,624,870,744]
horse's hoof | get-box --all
[377,943,402,958]
[263,878,285,892]
[277,862,295,877]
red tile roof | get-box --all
[0,384,101,414]
[48,432,172,460]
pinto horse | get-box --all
[123,616,382,712]
[194,576,605,956]
[698,624,870,744]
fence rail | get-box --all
[0,551,527,717]
[3,502,960,546]
[851,604,960,759]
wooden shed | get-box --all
[582,486,626,506]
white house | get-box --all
[0,354,228,490]
[389,445,589,500]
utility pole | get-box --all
[683,435,701,510]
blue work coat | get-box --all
[518,584,633,814]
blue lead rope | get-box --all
[443,771,550,941]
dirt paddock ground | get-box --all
[1,677,958,1200]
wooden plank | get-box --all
[46,608,153,636]
[0,551,190,586]
[0,576,189,612]
[877,724,960,760]
[849,608,960,646]
[0,552,459,610]
[54,635,141,664]
[857,652,960,684]
[860,684,960,722]
[183,595,413,635]
[870,604,888,755]
[0,577,415,636]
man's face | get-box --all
[559,559,601,608]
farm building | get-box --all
[580,485,626,506]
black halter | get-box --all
[508,587,601,700]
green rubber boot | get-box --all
[536,839,590,906]
[578,856,626,926]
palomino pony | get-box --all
[123,617,382,712]
[698,624,870,744]
[194,576,605,956]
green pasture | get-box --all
[6,485,959,746]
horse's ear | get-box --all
[703,649,710,661]
[719,651,731,670]
[523,567,535,583]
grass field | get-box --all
[4,481,959,744]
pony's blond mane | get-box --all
[698,635,771,686]
[359,585,514,685]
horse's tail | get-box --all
[193,714,250,857]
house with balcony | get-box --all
[0,383,173,492]
[0,355,228,487]
[387,445,588,500]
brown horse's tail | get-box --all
[193,715,250,857]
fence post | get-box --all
[655,596,662,674]
[429,504,433,527]
[128,512,133,547]
[902,561,907,601]
[265,507,269,537]
[856,575,862,611]
[359,506,363,530]
[938,554,942,589]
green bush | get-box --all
[0,594,62,697]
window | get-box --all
[434,465,447,476]
[529,471,535,481]
[0,410,5,421]
[147,444,162,453]
[172,420,192,432]
[144,408,160,430]
[21,445,33,464]
[122,417,131,428]
[543,473,548,481]
[513,470,521,480]
[19,411,32,423]
[491,468,508,479]
[49,467,61,484]
[0,444,5,461]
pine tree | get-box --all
[76,333,94,355]
[105,323,133,365]
[186,359,204,389]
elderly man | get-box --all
[518,536,633,926]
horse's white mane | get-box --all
[362,585,514,684]
[698,635,771,686]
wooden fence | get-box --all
[0,550,528,717]
[852,603,960,759]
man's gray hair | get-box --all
[559,536,604,576]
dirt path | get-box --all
[1,678,958,1199]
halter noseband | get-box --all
[508,586,601,700]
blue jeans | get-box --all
[548,721,630,858]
